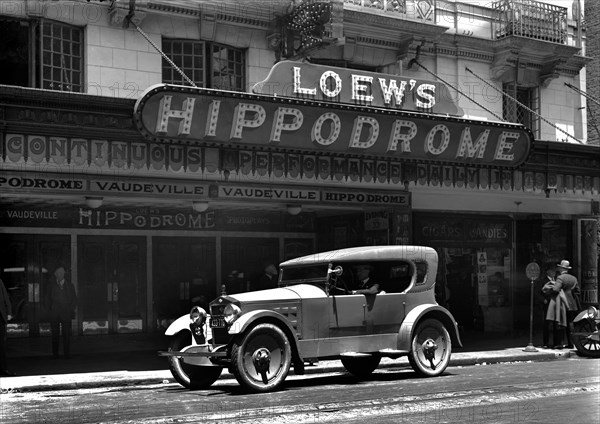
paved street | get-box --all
[2,356,598,424]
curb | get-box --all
[0,349,573,393]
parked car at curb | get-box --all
[160,245,462,392]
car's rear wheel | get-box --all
[168,332,223,389]
[341,355,381,377]
[408,318,451,377]
[231,323,292,392]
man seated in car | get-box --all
[351,264,381,295]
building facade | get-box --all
[0,0,598,339]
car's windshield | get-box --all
[279,264,330,286]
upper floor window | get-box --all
[0,18,83,92]
[502,83,540,138]
[162,39,245,91]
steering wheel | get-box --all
[330,276,350,294]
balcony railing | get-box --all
[492,0,567,44]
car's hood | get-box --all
[228,284,326,303]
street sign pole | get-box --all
[524,262,540,352]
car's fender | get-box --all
[228,309,298,339]
[397,304,462,351]
[573,309,594,323]
[165,314,191,336]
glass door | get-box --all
[78,236,146,334]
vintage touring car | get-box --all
[160,245,462,392]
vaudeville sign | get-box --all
[134,80,532,168]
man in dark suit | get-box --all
[46,266,77,358]
[553,260,581,348]
[255,263,278,291]
[351,264,381,295]
[0,278,15,376]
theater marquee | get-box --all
[134,84,533,168]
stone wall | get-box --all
[586,0,600,145]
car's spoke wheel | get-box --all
[341,355,381,377]
[231,323,292,392]
[168,332,223,389]
[572,320,600,358]
[408,318,451,377]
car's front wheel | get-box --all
[168,332,223,389]
[231,323,292,392]
[408,318,451,377]
[572,320,600,358]
[341,355,381,377]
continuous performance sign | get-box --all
[134,84,533,168]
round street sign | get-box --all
[526,262,540,280]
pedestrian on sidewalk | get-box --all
[539,264,556,348]
[553,260,581,348]
[542,266,567,349]
[0,277,16,376]
[45,266,77,358]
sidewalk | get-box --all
[0,331,573,393]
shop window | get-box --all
[502,83,540,137]
[0,18,83,92]
[161,39,245,91]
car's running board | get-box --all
[157,350,228,357]
[340,349,409,359]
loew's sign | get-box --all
[135,84,533,168]
[252,60,464,116]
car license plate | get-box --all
[211,317,227,328]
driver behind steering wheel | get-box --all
[351,264,380,295]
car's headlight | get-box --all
[224,304,242,325]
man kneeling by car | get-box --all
[351,264,381,295]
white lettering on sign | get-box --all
[388,120,417,153]
[270,107,304,143]
[352,75,374,102]
[456,128,489,159]
[6,210,58,220]
[322,191,409,205]
[293,66,317,96]
[230,103,267,139]
[320,71,342,98]
[92,181,205,196]
[220,186,318,201]
[155,95,195,135]
[349,116,379,149]
[77,208,216,229]
[378,78,407,107]
[0,176,85,190]
[494,131,519,161]
[425,124,451,155]
[292,66,435,109]
[312,112,341,146]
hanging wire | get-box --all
[409,60,505,121]
[125,15,197,88]
[565,82,600,107]
[565,82,600,140]
[465,67,583,144]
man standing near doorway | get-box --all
[553,260,581,348]
[0,277,15,376]
[46,266,77,358]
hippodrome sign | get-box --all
[251,60,464,116]
[134,85,533,168]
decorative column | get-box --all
[578,218,599,307]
